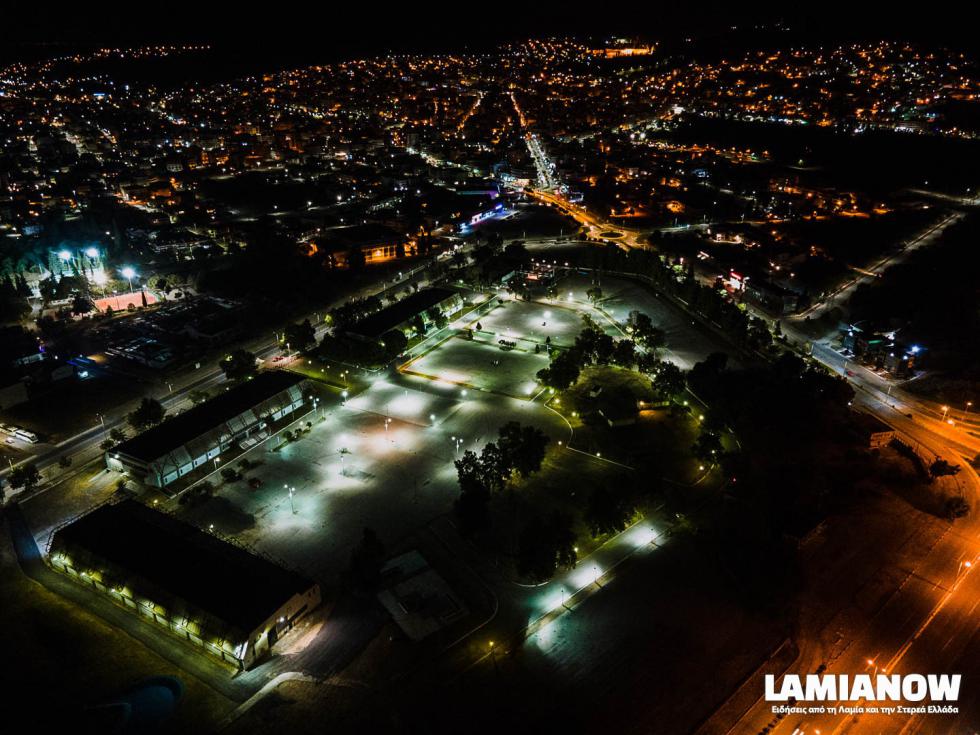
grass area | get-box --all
[553,365,706,484]
[489,445,637,559]
[0,536,234,732]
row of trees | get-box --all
[454,422,551,534]
[536,313,685,400]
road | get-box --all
[712,241,980,733]
[514,148,980,731]
[794,212,962,320]
[0,260,434,502]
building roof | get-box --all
[51,500,314,637]
[113,371,305,462]
[348,287,459,340]
[319,223,402,250]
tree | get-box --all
[347,245,366,270]
[380,329,408,358]
[586,286,603,304]
[628,311,666,354]
[611,339,636,367]
[455,483,491,535]
[537,349,583,391]
[497,422,550,478]
[220,467,242,484]
[188,389,210,405]
[584,486,635,538]
[109,427,127,443]
[349,527,386,587]
[594,333,615,364]
[517,516,558,581]
[929,459,961,479]
[8,463,41,492]
[944,496,970,520]
[284,319,316,351]
[693,431,723,462]
[688,352,729,401]
[550,511,578,570]
[454,450,486,495]
[129,397,166,431]
[515,512,578,582]
[652,361,685,400]
[478,442,510,493]
[454,449,493,534]
[574,324,602,361]
[220,349,257,381]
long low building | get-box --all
[49,500,320,669]
[107,370,308,489]
[347,287,464,341]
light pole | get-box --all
[213,456,221,472]
[942,405,950,421]
[451,436,463,455]
[97,413,106,440]
[286,484,296,514]
[341,390,348,406]
[121,266,136,294]
[957,560,973,579]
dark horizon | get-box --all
[3,2,978,59]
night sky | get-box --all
[3,1,976,58]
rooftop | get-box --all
[349,287,458,339]
[52,499,315,636]
[112,370,305,461]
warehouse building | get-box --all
[49,500,320,670]
[106,371,308,489]
[347,287,463,341]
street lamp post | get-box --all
[121,266,136,294]
[451,436,463,455]
[286,484,296,514]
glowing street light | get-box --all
[121,266,136,293]
[285,484,296,514]
[451,436,464,455]
[85,247,99,258]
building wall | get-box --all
[106,385,306,488]
[243,584,323,668]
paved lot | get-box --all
[560,274,745,371]
[404,336,550,398]
[464,298,585,349]
[175,270,739,592]
[178,377,569,581]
